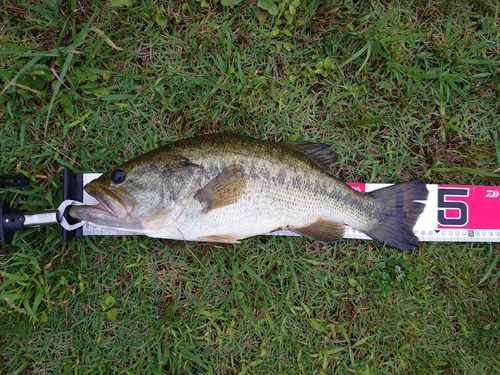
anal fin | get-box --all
[288,218,345,243]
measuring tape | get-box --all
[77,173,500,243]
[346,182,500,243]
[1,169,498,245]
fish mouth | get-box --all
[84,182,134,219]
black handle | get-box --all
[1,168,85,245]
[0,201,26,245]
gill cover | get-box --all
[70,151,204,232]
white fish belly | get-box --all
[147,183,350,242]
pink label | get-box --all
[346,182,500,230]
[437,185,500,229]
[346,182,365,193]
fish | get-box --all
[69,133,429,250]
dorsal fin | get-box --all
[282,141,337,168]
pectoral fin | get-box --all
[288,218,345,243]
[194,164,247,213]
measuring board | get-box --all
[76,173,500,243]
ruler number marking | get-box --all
[437,188,469,226]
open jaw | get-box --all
[84,184,133,219]
[69,184,139,231]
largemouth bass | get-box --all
[70,133,428,250]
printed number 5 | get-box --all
[437,188,468,226]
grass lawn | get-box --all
[1,0,499,373]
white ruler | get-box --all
[79,174,500,242]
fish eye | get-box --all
[110,169,127,184]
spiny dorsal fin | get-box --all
[287,218,345,243]
[282,141,338,168]
[194,164,247,213]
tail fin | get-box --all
[366,181,428,251]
